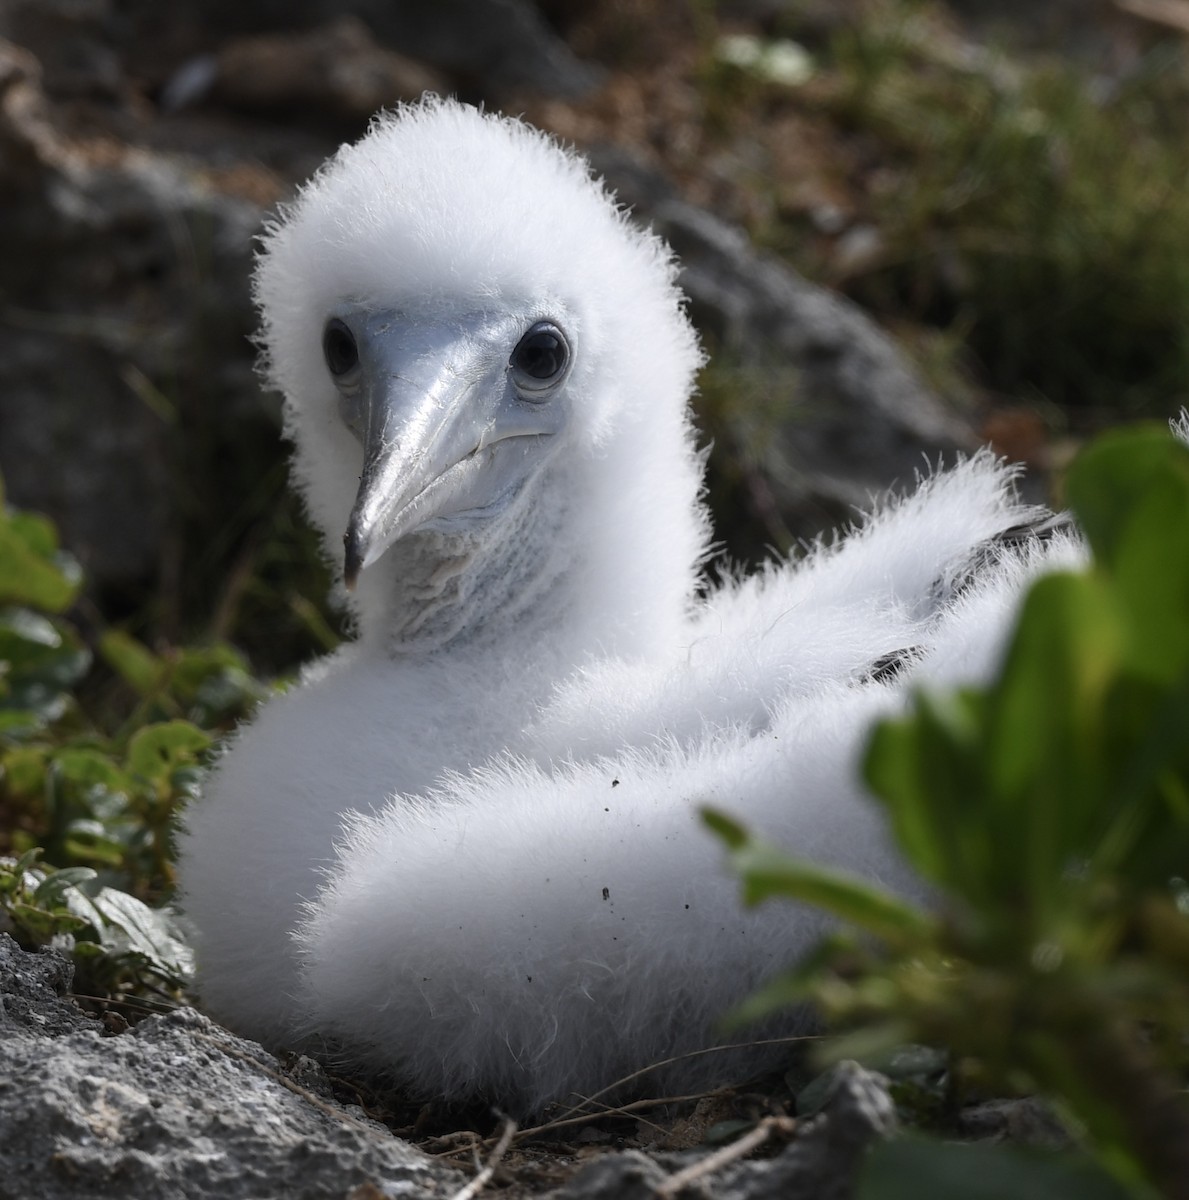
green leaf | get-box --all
[11,846,43,875]
[0,709,46,739]
[7,511,59,558]
[2,744,48,795]
[859,1137,1139,1200]
[1091,677,1189,880]
[1113,479,1189,682]
[863,691,987,891]
[877,1043,950,1082]
[982,573,1123,900]
[0,609,91,724]
[728,968,813,1026]
[704,1119,756,1144]
[62,819,129,868]
[0,612,90,687]
[0,517,81,612]
[168,763,205,801]
[100,630,168,696]
[0,608,60,650]
[9,903,88,937]
[53,748,128,793]
[62,882,108,935]
[88,888,193,977]
[702,807,749,849]
[125,721,212,787]
[1067,425,1189,569]
[70,940,107,960]
[1067,426,1189,682]
[170,643,267,722]
[33,866,98,905]
[702,807,934,945]
[990,573,1121,791]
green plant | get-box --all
[0,848,192,1002]
[779,2,1189,420]
[707,423,1189,1197]
[0,474,271,1004]
[677,0,1189,499]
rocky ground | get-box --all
[1,934,919,1199]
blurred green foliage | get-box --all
[823,8,1189,420]
[700,2,1189,424]
[708,422,1189,1197]
[0,474,270,1005]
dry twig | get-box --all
[513,1089,732,1143]
[445,1116,517,1200]
[653,1115,798,1198]
[424,1130,485,1159]
[550,1035,816,1121]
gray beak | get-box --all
[339,314,561,587]
[343,332,490,588]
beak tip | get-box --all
[343,528,364,592]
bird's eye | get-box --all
[323,319,360,378]
[510,322,569,393]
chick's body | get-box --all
[178,99,1084,1116]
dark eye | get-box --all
[323,318,359,378]
[510,322,569,391]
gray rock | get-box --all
[554,1150,670,1200]
[352,0,605,99]
[556,1062,896,1200]
[0,931,81,1038]
[667,197,976,534]
[204,18,448,119]
[0,39,264,588]
[958,1096,1070,1151]
[713,1062,896,1199]
[0,935,463,1200]
[593,146,978,546]
[0,935,951,1200]
[0,0,124,101]
[113,0,603,101]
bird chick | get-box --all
[177,98,1084,1116]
